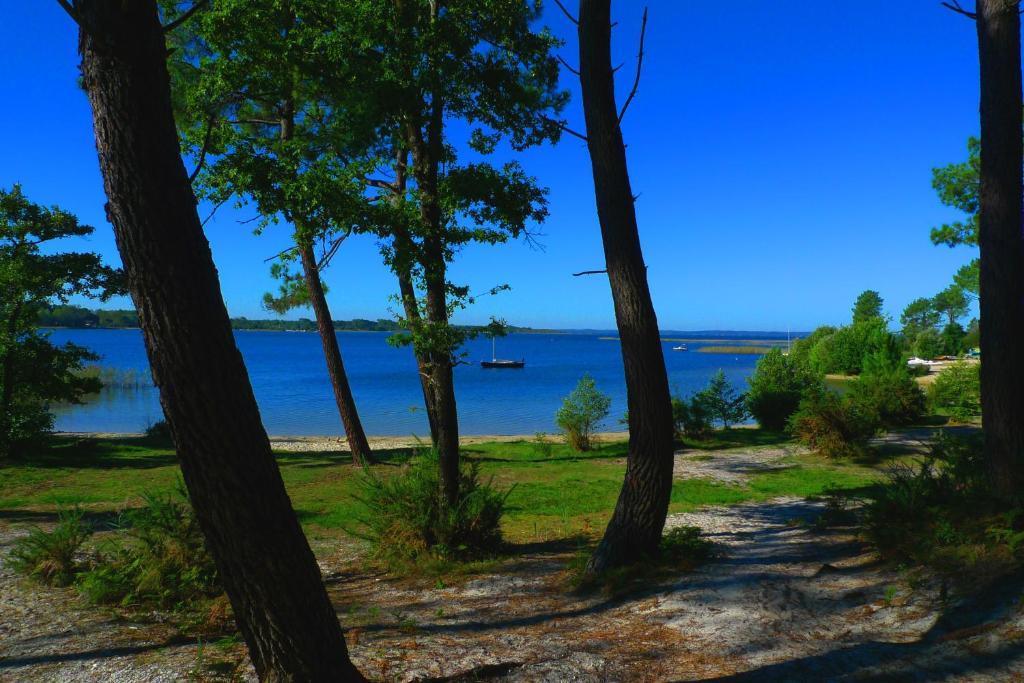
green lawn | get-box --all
[0,431,888,545]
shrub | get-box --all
[788,392,878,459]
[556,374,611,451]
[930,361,981,423]
[807,318,889,375]
[78,486,220,610]
[746,349,824,431]
[672,393,713,440]
[144,419,172,442]
[659,526,714,567]
[698,370,748,428]
[7,508,92,586]
[353,450,511,570]
[864,434,1020,584]
[911,328,945,360]
[847,342,925,427]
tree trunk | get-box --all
[396,259,441,444]
[75,2,364,679]
[390,147,440,444]
[299,243,372,465]
[577,0,676,573]
[976,0,1024,500]
[421,236,461,506]
[0,301,22,454]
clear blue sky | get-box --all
[1,2,981,331]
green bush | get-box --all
[556,374,611,451]
[806,318,890,376]
[911,328,945,360]
[353,450,511,570]
[78,487,220,610]
[144,419,173,443]
[746,349,824,431]
[672,393,713,440]
[930,361,981,423]
[864,434,1020,584]
[788,392,878,459]
[659,526,714,566]
[847,342,925,427]
[7,508,92,586]
[698,370,748,428]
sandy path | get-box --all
[4,445,1024,681]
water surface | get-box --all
[49,328,779,437]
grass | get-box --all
[695,345,771,355]
[0,431,890,548]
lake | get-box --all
[48,328,784,437]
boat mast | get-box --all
[492,335,496,362]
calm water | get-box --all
[49,328,781,437]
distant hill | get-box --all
[36,305,551,335]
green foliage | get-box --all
[556,374,612,451]
[900,297,940,339]
[788,392,878,459]
[808,318,889,375]
[933,285,970,326]
[852,289,884,324]
[697,370,748,428]
[7,508,92,586]
[746,349,824,431]
[671,393,713,441]
[352,450,510,571]
[864,434,1023,584]
[930,137,980,249]
[847,335,926,427]
[930,361,981,423]
[78,487,220,610]
[940,321,967,356]
[911,328,945,360]
[144,419,173,442]
[1,185,120,456]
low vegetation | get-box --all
[352,449,511,572]
[746,348,824,431]
[929,360,981,423]
[864,433,1023,587]
[556,374,612,451]
[7,508,92,586]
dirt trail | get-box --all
[3,445,1024,681]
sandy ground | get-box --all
[55,432,631,453]
[3,440,1023,682]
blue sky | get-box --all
[1,2,981,331]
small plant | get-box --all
[698,370,748,428]
[532,432,554,459]
[672,393,713,440]
[556,374,611,452]
[78,485,220,610]
[659,526,714,567]
[144,419,173,442]
[788,392,878,459]
[7,508,92,586]
[929,361,981,423]
[352,449,512,571]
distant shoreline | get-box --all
[56,431,631,452]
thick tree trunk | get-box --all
[75,2,364,679]
[299,243,372,465]
[976,0,1024,500]
[577,0,676,573]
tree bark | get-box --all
[577,0,676,573]
[976,0,1024,499]
[299,243,372,465]
[403,77,461,507]
[75,1,365,679]
[391,147,440,444]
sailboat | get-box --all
[481,334,525,369]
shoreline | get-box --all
[54,431,631,452]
